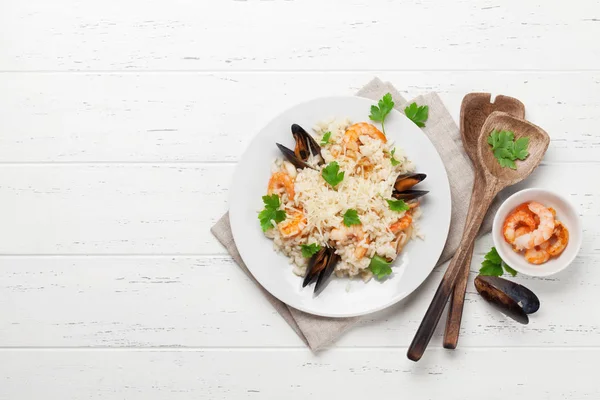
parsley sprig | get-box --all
[479,247,517,277]
[258,194,286,232]
[320,131,332,146]
[488,130,530,170]
[404,102,429,127]
[301,243,322,258]
[368,255,393,280]
[321,161,345,187]
[386,199,410,212]
[369,93,395,134]
[343,209,361,226]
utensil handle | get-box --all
[443,179,485,349]
[443,243,473,349]
[407,187,497,362]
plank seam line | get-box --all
[0,346,599,352]
[2,69,600,74]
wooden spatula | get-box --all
[407,111,549,362]
[443,94,525,349]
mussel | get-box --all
[474,275,540,324]
[276,124,323,170]
[303,246,340,294]
[392,173,429,201]
[291,123,322,161]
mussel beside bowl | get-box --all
[474,275,540,324]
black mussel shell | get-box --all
[291,124,322,162]
[394,173,427,192]
[314,252,340,295]
[302,247,340,294]
[474,275,540,324]
[392,189,429,201]
[276,143,314,170]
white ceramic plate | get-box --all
[229,96,451,317]
[492,188,583,277]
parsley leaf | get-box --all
[488,130,529,170]
[513,137,530,160]
[369,93,395,134]
[301,243,322,258]
[503,263,518,277]
[258,194,286,232]
[343,209,361,226]
[321,161,345,187]
[390,148,400,166]
[368,255,393,280]
[479,260,504,276]
[404,102,429,128]
[320,131,332,146]
[478,247,518,277]
[386,199,410,212]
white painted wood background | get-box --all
[1,0,599,398]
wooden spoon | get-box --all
[407,111,549,362]
[443,94,525,349]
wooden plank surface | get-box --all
[0,255,598,348]
[0,163,596,255]
[0,72,598,163]
[1,0,600,71]
[0,349,598,399]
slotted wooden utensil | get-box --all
[407,111,549,362]
[443,94,525,349]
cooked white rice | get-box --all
[264,118,421,281]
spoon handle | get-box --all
[407,187,497,362]
[443,245,473,349]
[443,179,485,349]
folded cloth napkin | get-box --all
[211,77,504,351]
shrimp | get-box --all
[503,210,536,244]
[525,241,551,265]
[342,123,387,153]
[390,214,413,234]
[267,172,295,201]
[511,225,533,252]
[278,209,306,238]
[547,221,569,257]
[514,202,556,250]
[330,225,370,259]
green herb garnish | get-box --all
[487,130,530,170]
[321,161,345,187]
[404,102,429,128]
[390,148,400,166]
[368,255,393,280]
[386,199,410,212]
[320,131,332,146]
[369,93,395,134]
[479,247,517,277]
[343,209,361,227]
[301,243,322,258]
[258,194,286,232]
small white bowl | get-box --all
[492,188,582,277]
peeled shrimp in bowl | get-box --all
[492,188,582,277]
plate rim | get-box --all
[229,95,452,317]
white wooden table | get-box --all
[1,1,599,398]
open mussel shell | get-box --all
[291,123,322,161]
[474,275,540,324]
[394,173,427,192]
[276,143,314,170]
[392,189,429,201]
[302,247,340,294]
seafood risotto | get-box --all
[259,118,429,293]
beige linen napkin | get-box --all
[211,78,504,351]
